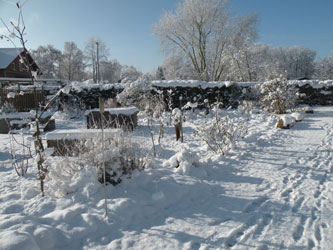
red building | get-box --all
[0,48,41,78]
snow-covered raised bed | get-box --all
[0,112,54,134]
[86,106,139,131]
[46,128,121,156]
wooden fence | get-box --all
[0,88,45,112]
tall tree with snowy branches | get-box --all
[153,0,258,82]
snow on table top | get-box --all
[70,81,124,92]
[45,128,122,140]
[85,106,139,115]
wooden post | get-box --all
[99,97,108,217]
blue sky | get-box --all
[0,0,333,73]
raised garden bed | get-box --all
[86,106,139,131]
[45,128,121,156]
[0,112,55,134]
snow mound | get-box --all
[290,112,304,121]
[277,115,296,128]
[0,230,40,250]
[163,148,199,175]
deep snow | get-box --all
[0,106,332,250]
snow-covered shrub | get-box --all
[260,77,298,114]
[0,101,17,113]
[194,106,249,155]
[55,95,86,118]
[238,100,254,117]
[163,148,199,175]
[117,76,153,110]
[47,131,149,193]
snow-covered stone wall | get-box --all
[56,80,333,111]
[57,82,124,109]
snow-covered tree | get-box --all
[153,0,258,82]
[226,14,258,81]
[100,59,122,83]
[155,66,166,80]
[30,45,62,79]
[120,65,142,83]
[84,37,109,83]
[314,55,333,80]
[162,53,197,80]
[60,41,85,81]
[276,46,316,79]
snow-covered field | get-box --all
[0,106,332,250]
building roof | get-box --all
[0,48,24,69]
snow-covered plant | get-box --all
[116,76,153,110]
[238,100,253,118]
[194,105,249,155]
[260,77,298,114]
[163,148,199,175]
[60,98,86,119]
[51,132,148,187]
[0,101,17,113]
[172,108,183,142]
[9,130,32,176]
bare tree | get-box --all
[60,41,85,81]
[84,37,109,83]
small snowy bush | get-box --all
[80,133,149,185]
[194,105,249,155]
[260,77,298,114]
[47,132,149,196]
[163,148,199,175]
[117,76,153,110]
[0,101,17,113]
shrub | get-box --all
[46,131,149,196]
[260,77,298,114]
[194,103,250,155]
[0,101,17,113]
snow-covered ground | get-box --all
[0,106,332,250]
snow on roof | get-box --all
[0,48,24,69]
[85,106,139,115]
[45,128,122,140]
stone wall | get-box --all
[56,80,333,112]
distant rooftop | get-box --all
[0,48,24,69]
